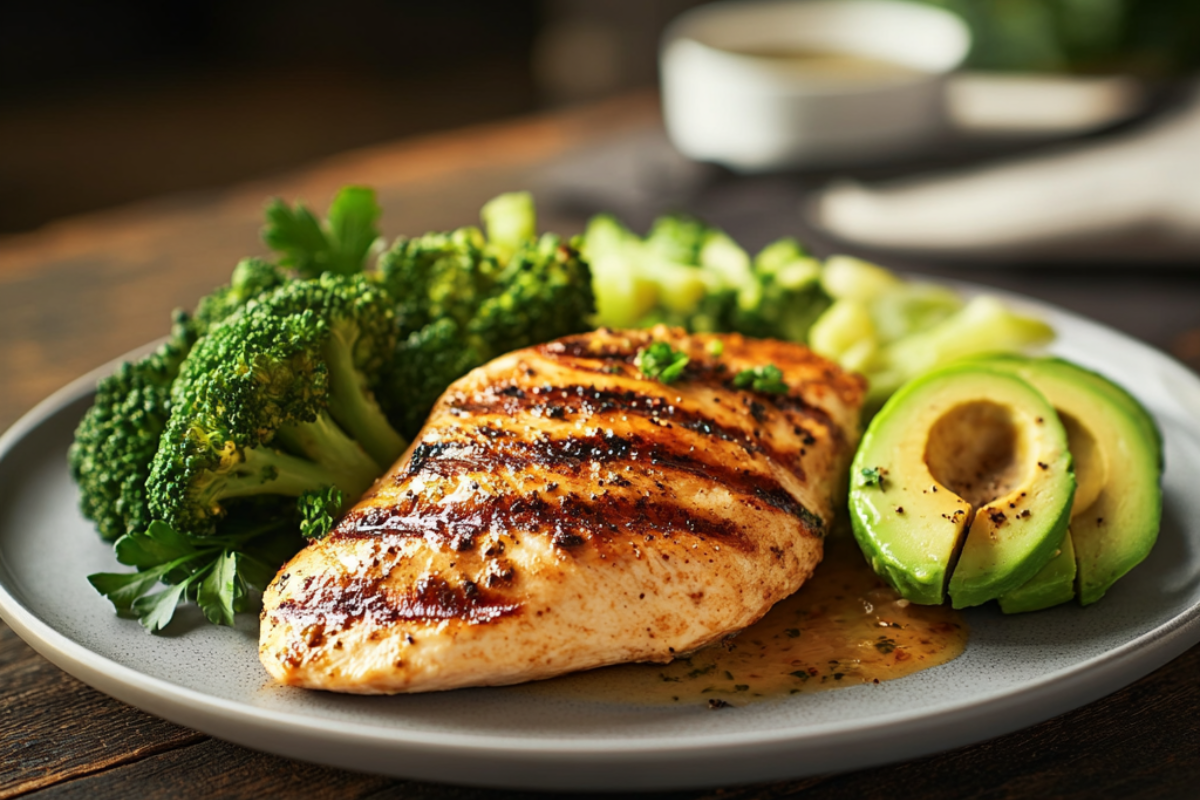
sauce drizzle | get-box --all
[519,533,967,706]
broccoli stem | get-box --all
[322,328,408,469]
[192,445,344,511]
[273,411,381,497]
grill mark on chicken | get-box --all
[337,485,754,551]
[500,354,844,446]
[260,327,865,694]
[539,338,642,361]
[399,430,817,529]
[273,573,520,641]
[449,383,816,464]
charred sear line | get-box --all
[537,339,640,361]
[338,486,752,551]
[766,390,842,447]
[273,574,519,631]
[536,345,742,388]
[451,383,808,465]
[409,429,808,517]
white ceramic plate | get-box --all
[3,291,1200,791]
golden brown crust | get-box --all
[259,327,865,694]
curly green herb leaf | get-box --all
[733,364,787,394]
[636,341,689,384]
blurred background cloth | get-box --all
[811,83,1200,262]
[2,0,1199,265]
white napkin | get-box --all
[812,85,1200,262]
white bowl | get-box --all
[661,0,971,171]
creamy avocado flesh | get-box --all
[849,364,1076,608]
[977,357,1162,609]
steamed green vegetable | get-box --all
[580,215,1054,413]
[78,188,595,632]
[379,193,595,435]
[148,273,404,539]
[68,258,290,543]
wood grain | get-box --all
[0,625,203,798]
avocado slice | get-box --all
[975,356,1163,607]
[849,364,1076,607]
[998,530,1077,614]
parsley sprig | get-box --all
[88,519,302,632]
[636,341,689,383]
[733,364,788,394]
[262,185,382,278]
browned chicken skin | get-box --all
[259,327,865,694]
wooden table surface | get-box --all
[2,93,1199,799]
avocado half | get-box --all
[849,364,1076,608]
[975,356,1163,609]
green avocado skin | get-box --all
[849,364,1074,608]
[974,355,1163,608]
[999,530,1077,614]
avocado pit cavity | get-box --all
[924,400,1028,512]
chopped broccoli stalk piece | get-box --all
[482,190,536,261]
[754,237,809,271]
[636,342,689,384]
[262,186,382,278]
[582,215,830,343]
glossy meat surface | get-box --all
[259,327,865,693]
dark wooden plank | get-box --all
[12,734,817,800]
[0,623,204,798]
[15,739,390,800]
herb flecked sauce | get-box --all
[518,533,967,707]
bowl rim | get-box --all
[662,0,972,82]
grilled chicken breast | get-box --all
[260,327,865,694]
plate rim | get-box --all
[3,287,1200,789]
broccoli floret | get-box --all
[299,486,348,541]
[470,234,595,355]
[69,260,288,543]
[378,205,594,436]
[68,314,196,542]
[149,274,407,537]
[382,226,502,336]
[388,317,484,434]
[192,257,289,334]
